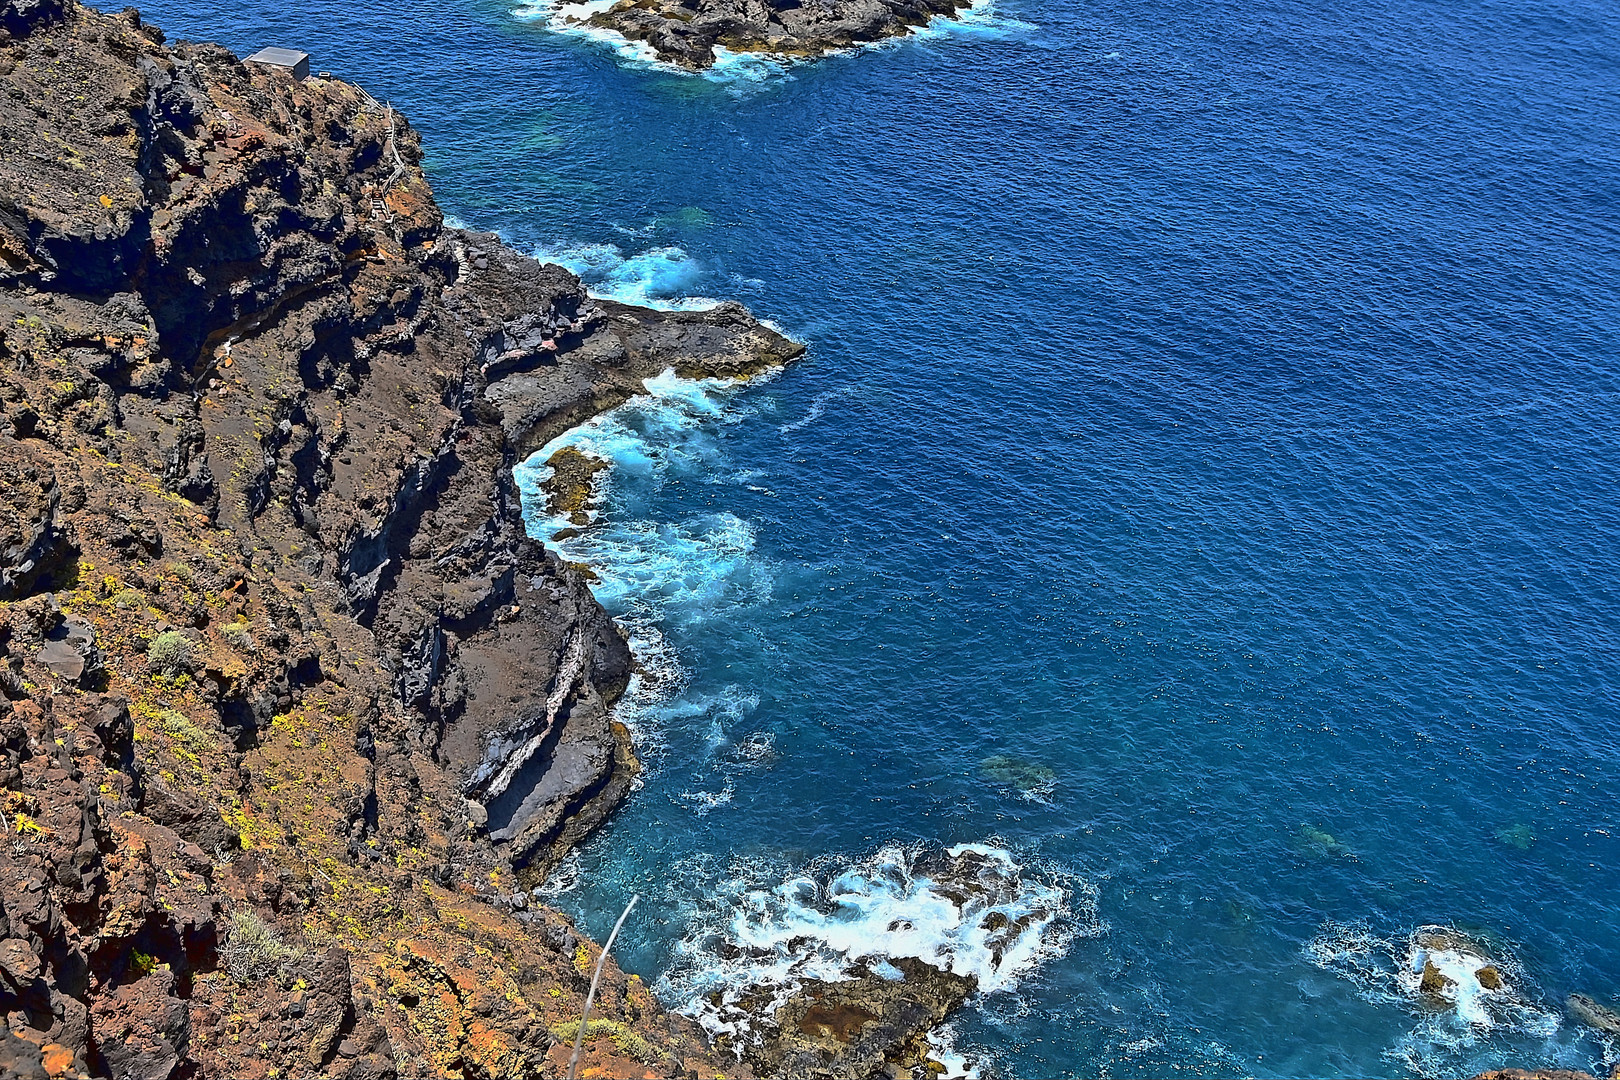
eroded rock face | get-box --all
[568,0,972,70]
[0,1,795,1074]
[735,958,975,1080]
[0,446,73,602]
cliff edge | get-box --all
[0,0,798,1075]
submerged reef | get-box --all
[561,0,973,70]
[0,0,802,1074]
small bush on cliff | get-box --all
[110,588,145,611]
[223,910,307,987]
[221,620,253,650]
[146,631,197,676]
[547,1019,658,1064]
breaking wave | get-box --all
[655,842,1093,1062]
[1305,921,1568,1077]
[512,0,1029,82]
[531,242,721,310]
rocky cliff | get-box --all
[0,0,799,1075]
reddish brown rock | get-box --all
[720,958,974,1080]
[0,0,798,1075]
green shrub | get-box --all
[221,621,253,650]
[222,910,307,988]
[146,631,197,676]
[547,1019,658,1063]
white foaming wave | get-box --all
[656,843,1092,1057]
[514,369,780,781]
[756,317,804,346]
[1017,777,1058,806]
[512,0,783,85]
[535,850,584,897]
[1306,921,1563,1077]
[697,0,1031,81]
[677,779,736,815]
[551,513,767,616]
[904,0,1037,43]
[779,384,863,434]
[514,368,754,539]
[512,0,669,68]
[605,617,684,769]
[705,45,788,84]
[513,0,1028,78]
[731,730,778,766]
[703,685,760,749]
[646,683,760,757]
[926,1023,984,1080]
[532,242,720,310]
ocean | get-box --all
[123,0,1620,1073]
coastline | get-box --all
[2,0,1609,1076]
[0,1,795,1074]
[512,364,1089,1079]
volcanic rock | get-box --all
[574,0,973,70]
[737,958,974,1080]
[1567,992,1620,1035]
[0,1,798,1074]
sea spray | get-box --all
[1304,921,1564,1077]
[655,843,1090,1055]
[531,242,723,310]
[511,0,1025,79]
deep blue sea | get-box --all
[124,0,1620,1073]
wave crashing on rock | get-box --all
[656,842,1089,1075]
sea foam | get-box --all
[511,0,668,69]
[1305,921,1565,1077]
[513,353,1078,1076]
[514,368,776,767]
[531,242,721,310]
[656,842,1091,1060]
[512,0,1027,80]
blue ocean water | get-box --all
[125,0,1620,1073]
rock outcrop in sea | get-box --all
[563,0,972,70]
[0,0,802,1074]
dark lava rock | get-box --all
[1567,992,1620,1035]
[1419,958,1454,996]
[0,446,72,601]
[738,957,974,1080]
[573,0,971,70]
[0,0,793,1075]
[35,616,100,685]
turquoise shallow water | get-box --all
[125,0,1620,1073]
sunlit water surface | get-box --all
[122,0,1620,1072]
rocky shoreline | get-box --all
[0,0,805,1074]
[3,2,1612,1079]
[554,0,974,71]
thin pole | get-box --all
[566,894,640,1080]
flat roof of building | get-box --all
[244,47,310,67]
